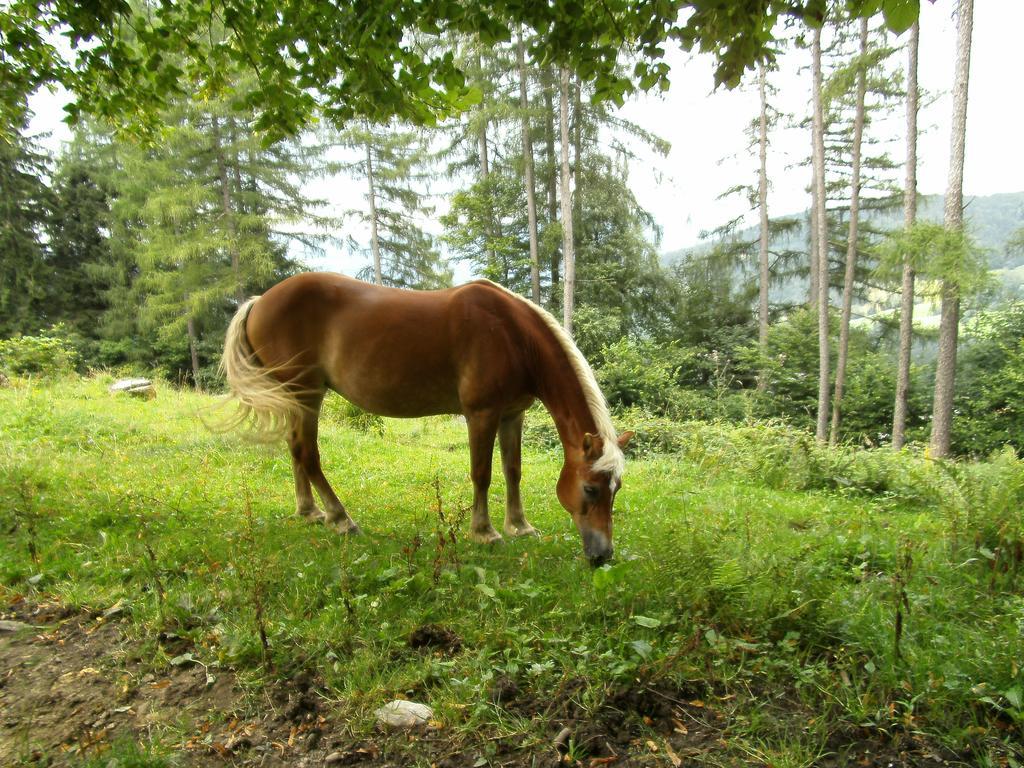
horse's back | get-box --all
[246,274,535,417]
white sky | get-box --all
[619,0,1024,254]
[28,2,1023,275]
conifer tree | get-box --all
[830,17,870,445]
[559,65,576,333]
[757,62,771,378]
[46,152,113,342]
[811,23,832,442]
[106,89,322,385]
[517,31,542,304]
[338,121,451,290]
[931,0,974,458]
[0,111,51,337]
[892,20,919,450]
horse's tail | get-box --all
[212,296,305,441]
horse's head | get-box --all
[557,430,634,567]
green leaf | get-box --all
[592,562,629,590]
[630,639,653,659]
[881,0,920,34]
[1005,686,1023,710]
[631,615,661,629]
[475,582,496,598]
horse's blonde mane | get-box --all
[476,280,625,480]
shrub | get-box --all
[0,326,79,378]
[595,337,683,417]
[951,302,1024,456]
[321,394,385,435]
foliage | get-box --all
[0,112,51,337]
[951,302,1024,456]
[442,170,536,293]
[1,1,922,141]
[321,394,386,436]
[0,327,79,377]
[337,121,451,290]
[874,221,992,297]
[594,337,682,416]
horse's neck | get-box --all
[530,334,596,453]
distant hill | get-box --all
[663,191,1024,270]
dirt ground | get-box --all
[1,600,967,767]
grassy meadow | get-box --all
[1,375,1022,766]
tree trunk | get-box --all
[892,20,920,451]
[544,72,560,306]
[830,18,869,446]
[811,25,831,443]
[365,134,382,285]
[211,114,243,303]
[518,34,542,305]
[571,75,583,244]
[559,66,575,334]
[757,62,770,390]
[808,171,819,309]
[186,313,201,391]
[476,49,499,274]
[931,0,974,459]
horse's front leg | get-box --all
[499,412,538,537]
[466,411,503,545]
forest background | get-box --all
[2,0,1023,459]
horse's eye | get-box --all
[583,484,599,500]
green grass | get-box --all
[2,375,1022,765]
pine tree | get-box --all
[338,121,451,290]
[829,17,869,445]
[559,65,576,333]
[107,88,321,385]
[811,24,832,442]
[931,0,974,458]
[757,61,771,382]
[517,31,542,304]
[892,20,919,450]
[0,111,51,337]
[46,151,114,341]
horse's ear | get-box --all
[582,432,603,460]
[617,431,634,449]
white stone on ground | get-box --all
[374,699,433,729]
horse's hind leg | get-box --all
[499,412,538,537]
[290,398,360,535]
[290,445,322,522]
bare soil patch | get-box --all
[1,602,968,767]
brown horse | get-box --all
[220,273,632,565]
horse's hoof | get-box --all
[328,519,361,535]
[297,507,325,523]
[469,528,504,545]
[504,524,539,538]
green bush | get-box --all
[595,337,682,416]
[952,302,1024,456]
[321,393,386,435]
[0,326,79,378]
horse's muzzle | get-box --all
[583,529,613,567]
[588,549,613,568]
